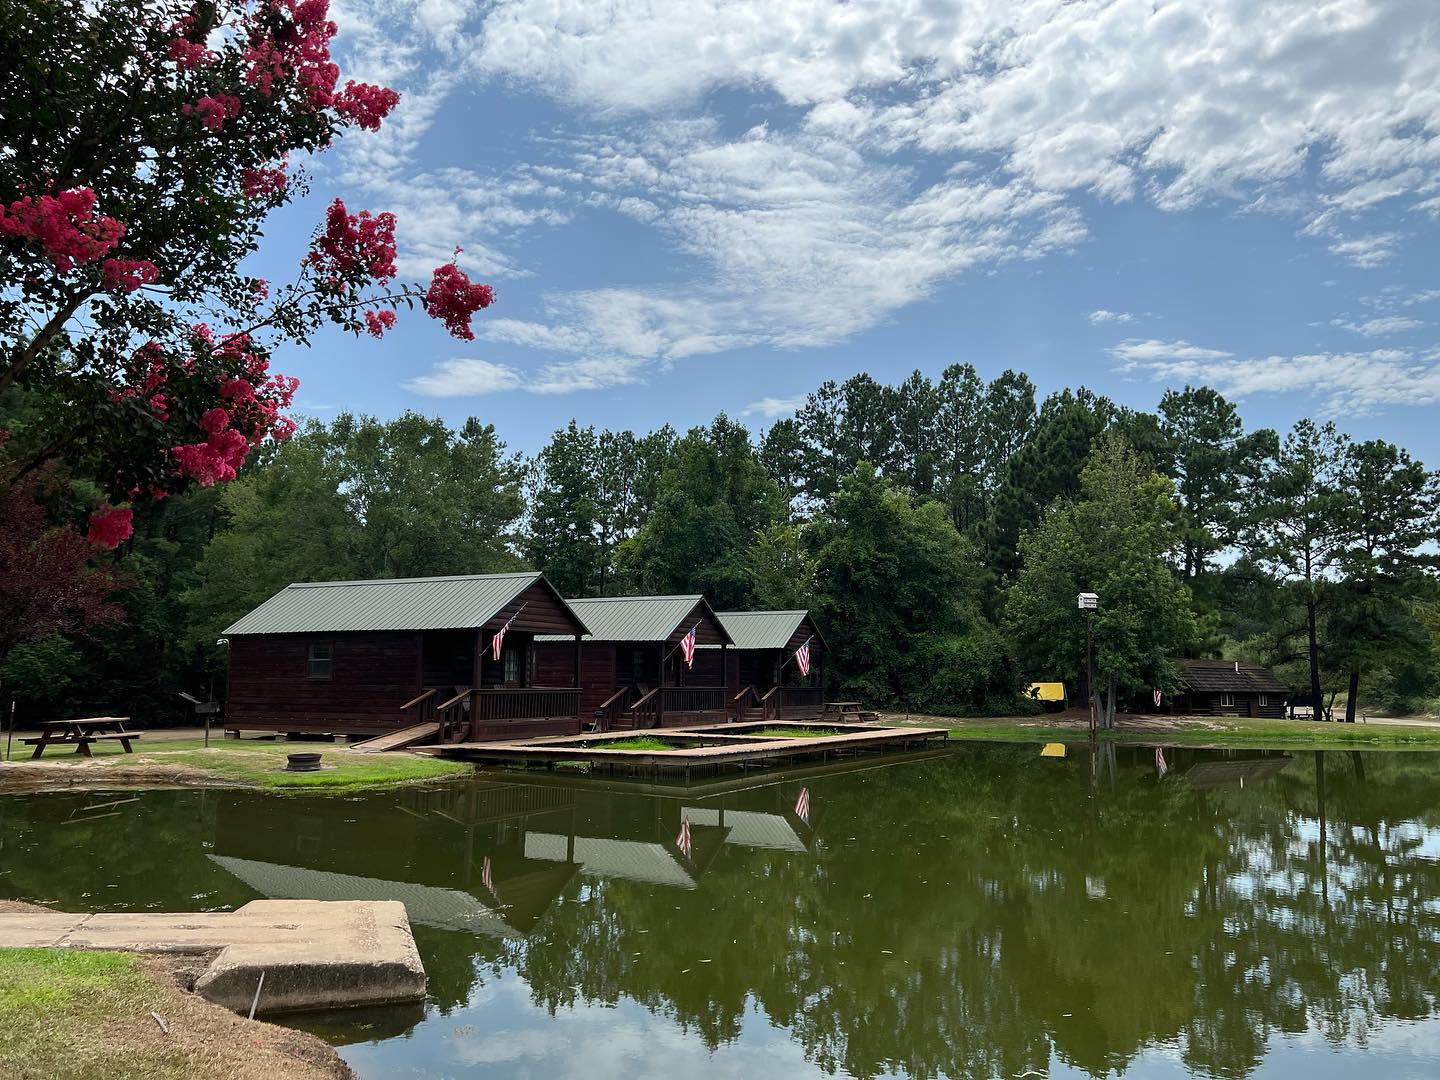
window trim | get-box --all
[307,641,333,681]
[1258,694,1268,707]
[1219,692,1235,708]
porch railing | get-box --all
[659,686,727,716]
[399,689,438,726]
[761,685,825,720]
[471,687,582,724]
[595,686,634,731]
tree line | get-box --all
[2,366,1437,724]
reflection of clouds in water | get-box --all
[343,974,830,1079]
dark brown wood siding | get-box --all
[534,641,617,715]
[226,631,421,735]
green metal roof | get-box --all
[540,594,728,643]
[715,610,810,650]
[223,572,564,635]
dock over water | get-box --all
[415,720,948,776]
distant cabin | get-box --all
[693,610,828,721]
[1167,659,1291,719]
[222,572,589,741]
[532,595,734,729]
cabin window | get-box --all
[307,643,333,680]
[503,647,521,685]
[1258,694,1268,707]
[1220,692,1235,708]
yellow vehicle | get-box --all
[1026,682,1067,711]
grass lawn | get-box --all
[587,736,676,751]
[749,726,837,739]
[939,714,1440,749]
[0,949,188,1079]
[1,737,471,792]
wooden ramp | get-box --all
[350,722,440,753]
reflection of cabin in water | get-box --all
[688,610,828,721]
[533,595,734,729]
[1166,659,1291,718]
[223,572,590,741]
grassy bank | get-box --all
[1,736,471,792]
[0,946,348,1079]
[928,714,1440,749]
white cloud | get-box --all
[1108,339,1235,364]
[404,358,523,396]
[1122,346,1440,415]
[318,0,1440,390]
[1330,315,1425,337]
[1327,232,1402,268]
[742,396,805,419]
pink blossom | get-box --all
[363,308,397,338]
[241,162,288,198]
[88,506,134,549]
[167,37,213,69]
[334,81,400,131]
[101,258,160,293]
[0,188,125,272]
[184,94,242,131]
[424,263,495,340]
[306,199,397,285]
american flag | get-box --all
[482,855,495,896]
[491,604,524,662]
[1152,688,1162,708]
[676,815,692,859]
[1155,747,1168,778]
[795,637,812,678]
[679,623,698,669]
[794,787,810,824]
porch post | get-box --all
[721,641,729,721]
[572,635,581,689]
[657,641,666,725]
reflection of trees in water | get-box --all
[505,748,1440,1079]
[4,750,1440,1078]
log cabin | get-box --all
[532,595,733,729]
[690,610,828,721]
[1161,659,1291,718]
[222,572,589,741]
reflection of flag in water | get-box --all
[679,624,698,669]
[794,787,810,824]
[795,638,812,678]
[1152,689,1162,708]
[481,855,496,897]
[1155,747,1168,778]
[676,816,692,859]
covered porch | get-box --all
[710,610,829,722]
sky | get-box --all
[251,0,1440,460]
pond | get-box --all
[3,743,1440,1079]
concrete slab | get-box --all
[0,899,425,1015]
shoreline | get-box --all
[0,901,354,1080]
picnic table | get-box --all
[23,717,140,758]
[824,701,865,715]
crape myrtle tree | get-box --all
[0,0,495,555]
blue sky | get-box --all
[250,0,1439,460]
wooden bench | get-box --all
[23,717,140,758]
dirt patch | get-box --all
[0,760,226,793]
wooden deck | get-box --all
[414,720,948,775]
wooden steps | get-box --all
[350,721,441,753]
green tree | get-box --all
[1330,440,1439,721]
[1245,420,1350,719]
[988,388,1112,574]
[619,415,785,608]
[1007,435,1198,727]
[807,464,1013,710]
[1156,386,1276,582]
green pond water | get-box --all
[3,743,1440,1079]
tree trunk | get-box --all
[1306,596,1323,721]
[1344,669,1360,724]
